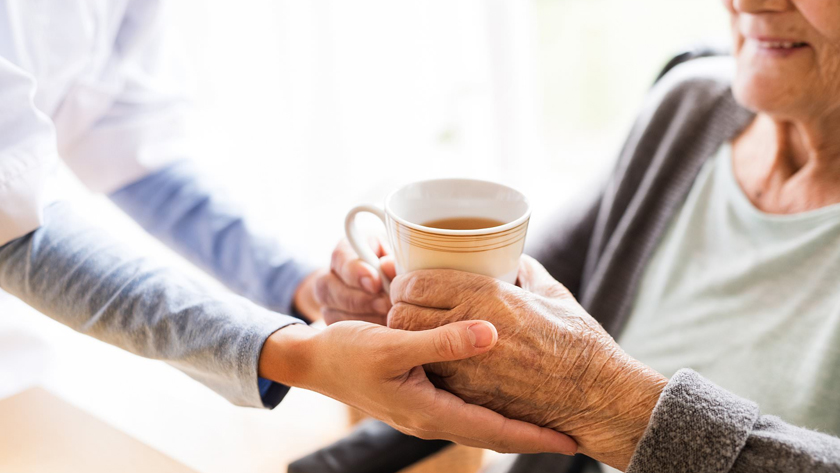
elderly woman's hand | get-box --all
[387,256,668,471]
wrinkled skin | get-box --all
[388,256,668,471]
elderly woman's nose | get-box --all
[732,0,792,13]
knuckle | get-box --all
[480,276,505,296]
[389,304,438,331]
[404,274,430,301]
[345,259,370,285]
[387,303,409,329]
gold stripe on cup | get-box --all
[391,220,529,254]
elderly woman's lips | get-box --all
[748,38,810,57]
[758,40,808,49]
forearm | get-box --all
[627,369,840,473]
[0,202,303,408]
[109,160,316,318]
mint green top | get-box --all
[593,145,840,473]
[618,144,840,437]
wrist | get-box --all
[258,323,318,388]
[590,359,668,471]
[293,269,327,322]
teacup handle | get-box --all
[345,204,391,293]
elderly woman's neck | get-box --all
[731,113,840,214]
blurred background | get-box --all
[1,0,730,471]
[164,0,730,261]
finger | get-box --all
[517,255,573,300]
[395,320,498,367]
[387,302,450,332]
[413,389,577,455]
[331,239,383,294]
[380,255,396,281]
[367,235,390,258]
[390,269,497,309]
[322,307,386,326]
[315,273,391,315]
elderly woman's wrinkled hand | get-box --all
[388,256,668,471]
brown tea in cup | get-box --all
[422,217,505,231]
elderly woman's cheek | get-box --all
[795,0,840,42]
[817,46,840,98]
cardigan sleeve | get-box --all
[627,369,840,473]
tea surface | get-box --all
[422,217,506,230]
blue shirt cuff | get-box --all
[258,377,293,409]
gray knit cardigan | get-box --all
[517,56,840,473]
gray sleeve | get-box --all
[627,369,840,473]
[0,202,302,408]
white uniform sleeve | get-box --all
[0,56,59,246]
[59,0,193,194]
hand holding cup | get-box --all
[387,256,669,471]
[313,237,395,326]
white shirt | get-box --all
[0,0,190,245]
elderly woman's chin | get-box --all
[731,69,805,117]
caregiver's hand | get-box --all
[314,238,396,325]
[387,256,668,471]
[258,319,577,454]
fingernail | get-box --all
[360,276,376,294]
[468,323,494,348]
[372,297,389,315]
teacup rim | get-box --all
[384,178,531,236]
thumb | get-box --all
[399,320,498,367]
[517,255,573,300]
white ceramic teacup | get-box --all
[345,178,531,292]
